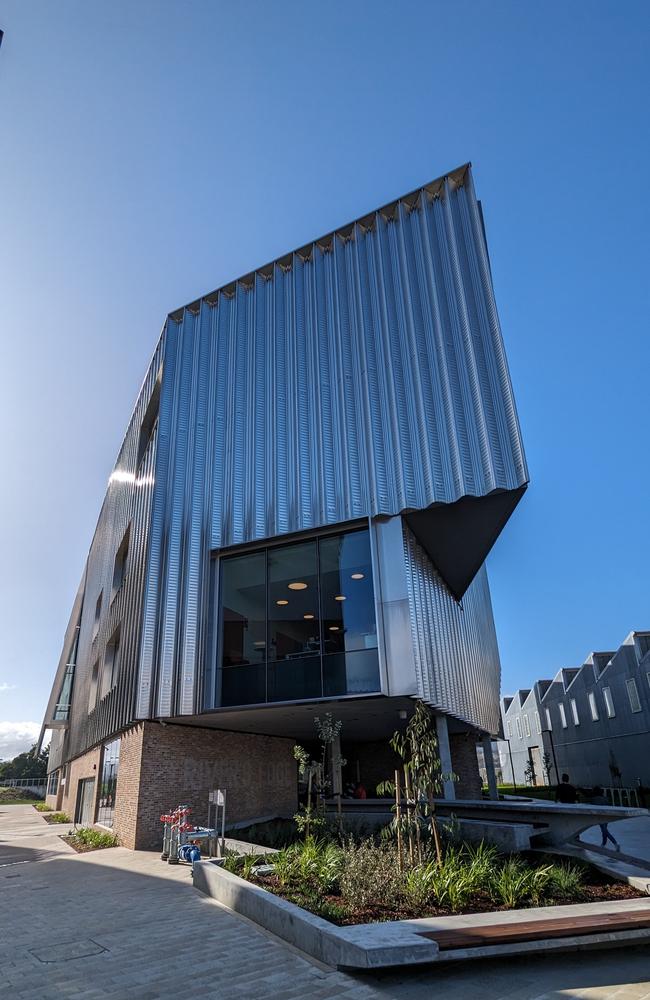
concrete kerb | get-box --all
[193,860,650,971]
[192,861,439,969]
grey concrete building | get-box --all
[499,631,650,803]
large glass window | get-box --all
[215,527,380,707]
[220,550,267,705]
[268,540,321,702]
[319,532,377,697]
[96,738,120,828]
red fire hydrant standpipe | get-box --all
[160,805,217,865]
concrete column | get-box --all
[435,714,456,800]
[481,735,499,800]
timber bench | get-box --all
[421,910,650,950]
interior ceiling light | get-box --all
[329,625,340,631]
[253,641,266,648]
[276,599,289,606]
[351,573,364,580]
[303,613,314,620]
[334,595,346,601]
[288,582,308,591]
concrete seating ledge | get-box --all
[193,861,650,970]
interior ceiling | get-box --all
[404,486,526,601]
[165,695,479,742]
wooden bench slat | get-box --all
[420,911,650,950]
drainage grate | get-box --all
[30,939,108,964]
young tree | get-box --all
[378,701,453,865]
[524,758,537,787]
[293,714,345,838]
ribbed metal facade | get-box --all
[44,340,163,760]
[44,163,526,759]
[402,522,502,735]
[137,164,527,720]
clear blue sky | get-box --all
[1,1,648,755]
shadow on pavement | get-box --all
[0,834,649,1000]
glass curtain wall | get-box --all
[216,527,378,707]
[96,738,120,827]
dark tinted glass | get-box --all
[319,531,379,696]
[267,540,321,701]
[219,551,266,705]
[214,528,380,707]
[96,738,120,828]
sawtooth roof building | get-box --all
[499,631,650,804]
[41,164,528,848]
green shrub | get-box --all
[240,853,264,880]
[221,849,242,874]
[270,838,343,895]
[426,848,482,912]
[271,846,297,887]
[71,827,118,849]
[492,858,553,908]
[463,841,500,883]
[47,811,71,824]
[316,899,347,922]
[403,865,434,908]
[548,862,585,899]
[34,802,53,812]
[339,839,402,909]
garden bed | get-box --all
[224,839,643,926]
[42,812,71,824]
[60,827,118,852]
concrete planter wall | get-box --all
[192,861,438,969]
[193,860,650,970]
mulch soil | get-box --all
[251,868,643,926]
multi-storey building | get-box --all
[40,164,528,848]
[499,631,650,798]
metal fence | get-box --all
[2,777,47,789]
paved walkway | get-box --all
[1,805,650,1000]
[581,815,650,862]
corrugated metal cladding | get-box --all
[402,521,502,735]
[140,164,527,718]
[44,339,164,760]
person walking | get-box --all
[591,786,620,850]
[555,773,578,803]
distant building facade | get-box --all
[499,631,650,800]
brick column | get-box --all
[448,732,482,799]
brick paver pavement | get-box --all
[1,805,649,999]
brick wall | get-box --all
[51,721,298,850]
[113,724,145,848]
[128,722,298,850]
[449,733,482,798]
